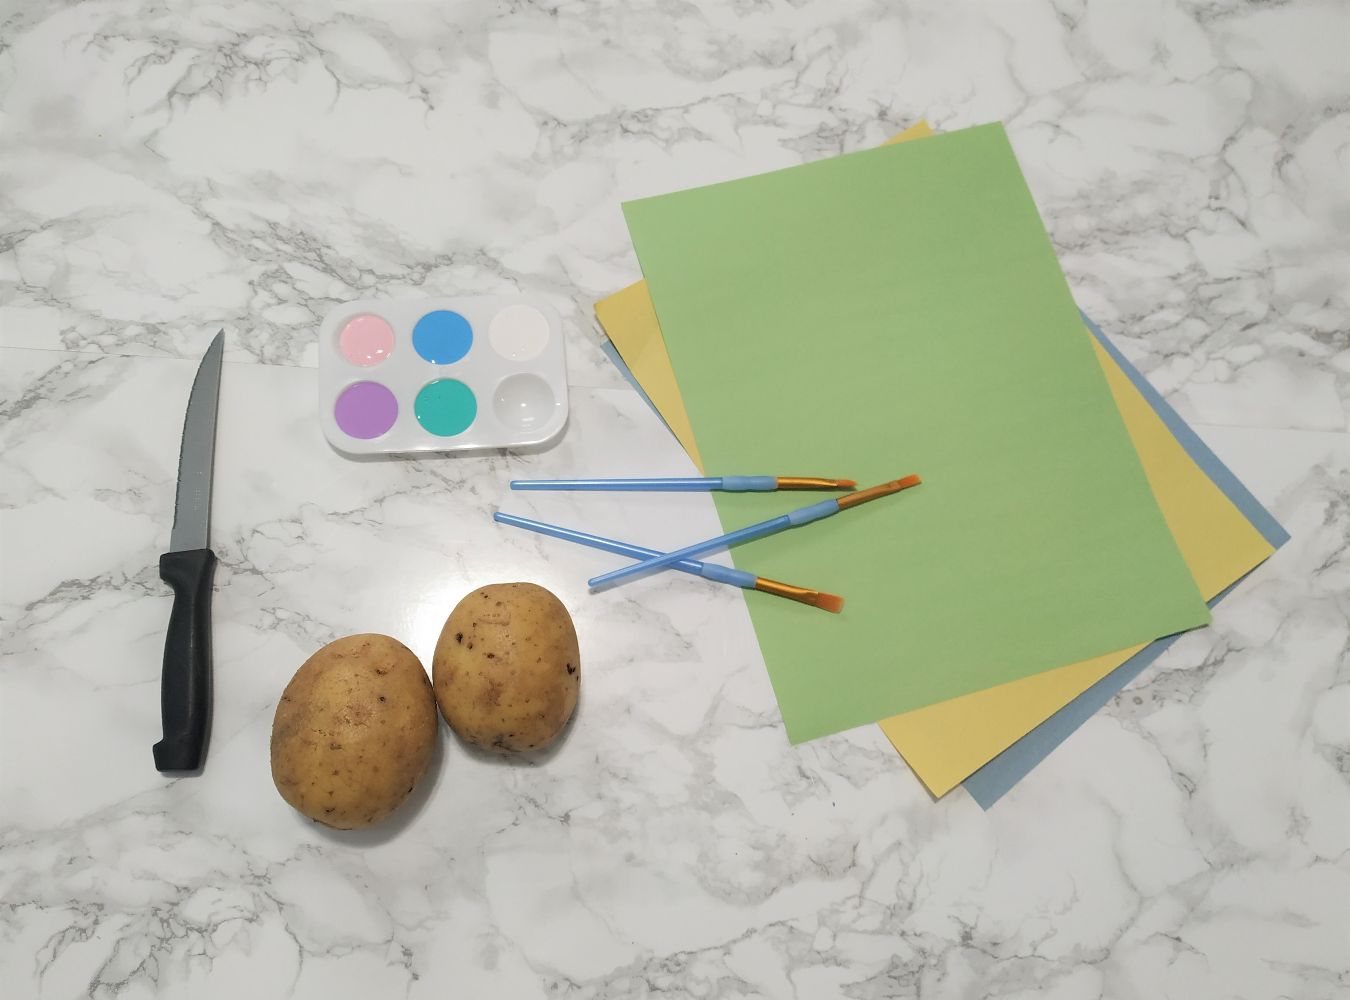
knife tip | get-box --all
[204,330,225,361]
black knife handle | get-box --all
[153,548,216,773]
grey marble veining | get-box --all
[5,1,1348,422]
[2,1,1348,997]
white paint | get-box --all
[489,303,552,362]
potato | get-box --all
[433,583,580,752]
[271,633,437,830]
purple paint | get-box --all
[334,381,398,439]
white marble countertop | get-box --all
[2,1,1348,997]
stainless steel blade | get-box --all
[169,331,224,552]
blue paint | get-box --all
[412,310,473,365]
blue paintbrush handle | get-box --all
[587,498,841,590]
[493,512,756,588]
[720,476,777,491]
[509,476,777,492]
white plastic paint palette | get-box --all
[319,297,568,455]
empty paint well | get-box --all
[493,373,556,430]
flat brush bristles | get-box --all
[755,577,845,613]
[776,477,857,490]
[811,591,846,613]
[835,473,922,509]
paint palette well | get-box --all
[319,297,568,455]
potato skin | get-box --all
[271,633,437,830]
[433,583,580,752]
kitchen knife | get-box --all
[153,331,224,773]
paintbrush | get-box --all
[494,511,843,612]
[587,474,922,591]
[509,476,856,492]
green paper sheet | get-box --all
[622,123,1211,743]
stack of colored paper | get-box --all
[594,122,1287,806]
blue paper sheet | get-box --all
[960,314,1289,807]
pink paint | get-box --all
[338,314,395,366]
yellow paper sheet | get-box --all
[595,121,1275,795]
[595,280,707,472]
